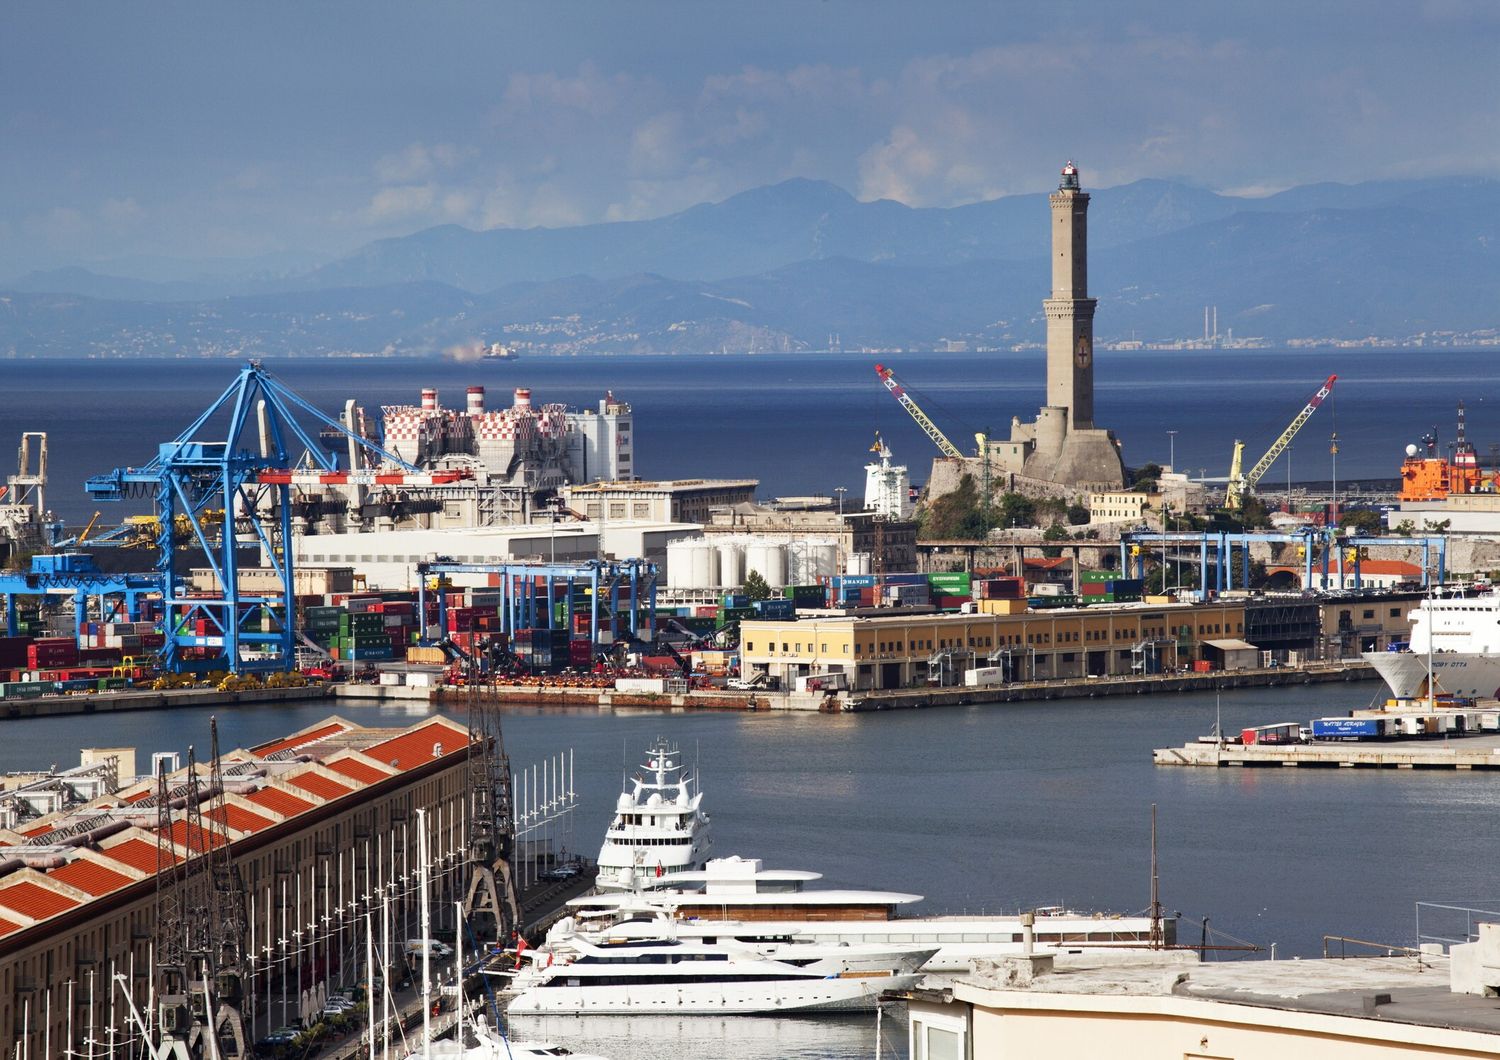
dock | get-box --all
[0,682,334,719]
[1156,733,1500,769]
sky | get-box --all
[3,0,1498,278]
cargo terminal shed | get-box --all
[737,593,1422,692]
[0,715,477,1058]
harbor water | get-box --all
[2,684,1496,1059]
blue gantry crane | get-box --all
[84,361,459,673]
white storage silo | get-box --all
[804,539,838,582]
[690,540,716,589]
[846,552,873,576]
[745,540,788,588]
[666,538,699,590]
[716,541,745,588]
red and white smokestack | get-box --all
[421,388,438,411]
[513,387,532,409]
[467,386,485,415]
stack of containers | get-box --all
[882,580,930,607]
[28,637,79,670]
[1079,572,1144,604]
[825,574,876,608]
[782,584,825,609]
[337,609,392,662]
[928,571,972,611]
[752,597,795,620]
[302,605,343,651]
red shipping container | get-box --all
[858,587,877,607]
[1193,660,1212,673]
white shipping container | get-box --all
[378,671,405,686]
[614,677,667,694]
[963,666,1006,687]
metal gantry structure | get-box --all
[150,719,249,1058]
[1225,374,1337,510]
[462,675,521,943]
[0,552,160,636]
[1120,528,1447,594]
[416,558,658,648]
[85,361,458,673]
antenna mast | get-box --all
[1149,803,1164,949]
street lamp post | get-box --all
[1167,430,1177,473]
[834,486,847,516]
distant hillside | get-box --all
[3,175,1500,355]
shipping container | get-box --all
[1311,717,1387,740]
[1240,722,1301,746]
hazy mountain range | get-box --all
[3,175,1498,356]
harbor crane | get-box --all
[86,360,469,673]
[1225,374,1337,511]
[874,363,966,459]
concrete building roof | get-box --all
[0,714,472,946]
[957,951,1500,1038]
[564,479,758,493]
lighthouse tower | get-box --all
[1045,161,1097,430]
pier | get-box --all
[1156,733,1500,769]
[0,681,333,718]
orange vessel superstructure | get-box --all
[1399,402,1497,501]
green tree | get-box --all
[996,492,1036,529]
[1066,503,1090,526]
[742,570,772,601]
[1393,519,1417,536]
[1338,509,1384,535]
[1131,462,1162,492]
[1041,522,1068,558]
[918,474,995,540]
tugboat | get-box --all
[595,739,711,890]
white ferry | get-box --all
[569,856,1170,974]
[595,739,711,890]
[1363,589,1500,700]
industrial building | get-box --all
[294,521,696,589]
[557,478,759,525]
[738,593,1419,691]
[294,385,636,533]
[0,715,475,1059]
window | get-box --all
[1390,608,1401,618]
[1363,609,1375,620]
[608,502,626,519]
[744,642,753,651]
[632,502,650,518]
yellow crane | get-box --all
[1226,374,1337,510]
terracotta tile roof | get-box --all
[288,773,352,801]
[48,859,134,897]
[18,823,53,838]
[0,880,78,921]
[252,722,347,758]
[363,722,469,771]
[0,915,21,938]
[326,756,389,786]
[167,819,226,853]
[244,787,315,818]
[123,789,153,804]
[205,804,275,834]
[101,838,179,875]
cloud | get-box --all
[366,184,436,222]
[374,142,473,184]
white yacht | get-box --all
[595,739,711,889]
[1363,588,1500,700]
[498,926,928,1015]
[568,856,1170,974]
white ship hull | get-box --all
[505,972,923,1015]
[1363,650,1500,700]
